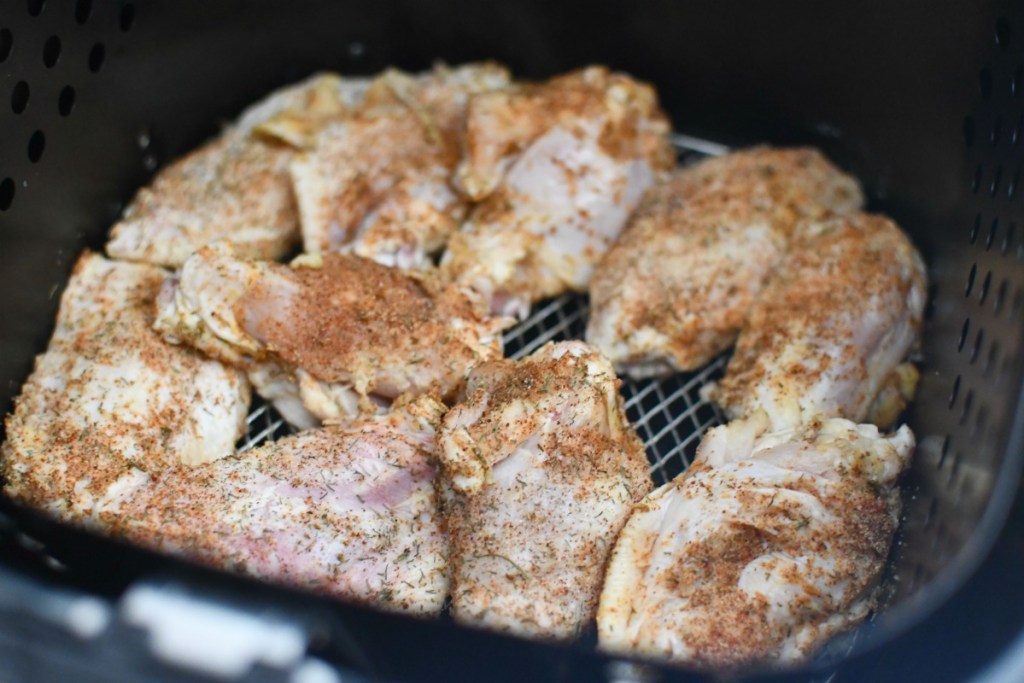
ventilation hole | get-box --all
[348,41,366,58]
[27,130,45,163]
[1009,169,1019,199]
[965,263,977,296]
[1013,288,1024,320]
[995,279,1008,313]
[970,213,981,243]
[986,341,1001,376]
[42,35,60,67]
[142,153,158,171]
[980,67,994,99]
[974,405,989,438]
[990,165,1003,196]
[1003,222,1016,254]
[986,219,998,250]
[1016,66,1024,98]
[964,116,976,146]
[27,0,45,17]
[75,0,92,24]
[88,43,105,72]
[997,17,1012,48]
[0,178,14,211]
[991,115,1003,144]
[960,390,974,424]
[0,28,11,62]
[957,318,970,352]
[57,85,75,116]
[11,81,29,114]
[119,3,135,31]
[938,434,951,468]
[972,164,983,193]
[979,270,992,303]
[970,328,984,364]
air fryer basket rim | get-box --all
[2,1,1024,681]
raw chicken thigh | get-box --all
[598,410,913,667]
[294,63,511,270]
[99,397,449,615]
[107,73,366,267]
[154,243,504,428]
[437,341,652,639]
[587,147,864,378]
[709,212,927,429]
[441,67,675,319]
[1,253,250,521]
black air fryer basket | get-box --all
[3,2,1024,682]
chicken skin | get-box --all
[293,63,512,270]
[154,243,504,429]
[709,212,927,429]
[598,410,913,667]
[107,73,365,267]
[587,147,864,379]
[1,253,250,521]
[441,67,675,319]
[98,397,449,615]
[438,341,652,639]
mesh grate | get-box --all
[235,139,729,480]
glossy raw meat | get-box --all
[438,341,652,639]
[294,63,511,270]
[598,411,913,667]
[587,147,864,378]
[441,66,675,319]
[709,212,927,429]
[155,243,504,428]
[99,398,449,615]
[1,253,250,520]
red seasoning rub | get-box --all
[155,243,505,429]
[438,341,652,640]
[1,253,250,522]
[709,211,927,430]
[587,147,864,379]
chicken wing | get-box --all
[441,67,675,319]
[107,73,366,267]
[293,63,512,269]
[1,253,250,521]
[98,397,448,615]
[154,243,505,428]
[587,147,864,379]
[437,341,652,639]
[709,212,926,429]
[598,410,913,667]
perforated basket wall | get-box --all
[1,2,1024,682]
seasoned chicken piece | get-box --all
[709,212,926,429]
[438,341,652,639]
[1,253,250,521]
[98,397,449,615]
[155,243,505,429]
[598,410,913,667]
[441,67,675,318]
[294,63,512,270]
[587,147,864,378]
[107,73,367,267]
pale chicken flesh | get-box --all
[598,411,913,667]
[587,147,864,379]
[441,66,675,318]
[97,397,449,615]
[1,253,250,521]
[709,212,927,429]
[438,341,652,639]
[155,243,505,428]
[106,73,367,268]
[294,63,512,270]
